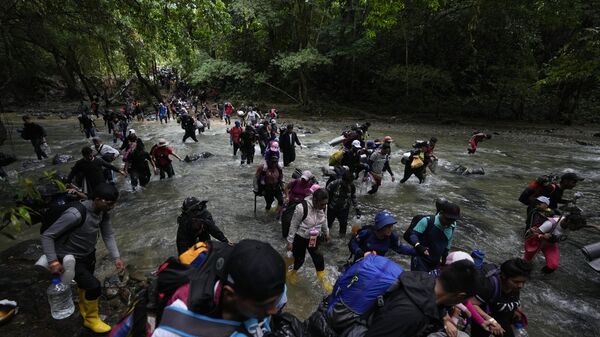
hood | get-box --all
[399,271,441,320]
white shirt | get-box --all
[94,144,120,157]
[539,216,565,237]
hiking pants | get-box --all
[400,165,425,184]
[83,128,96,139]
[62,252,101,300]
[31,138,48,160]
[160,116,168,124]
[183,129,198,143]
[523,237,559,271]
[233,142,240,156]
[241,146,255,164]
[283,149,296,167]
[327,207,350,235]
[157,163,175,179]
[292,235,325,272]
[130,168,151,187]
[263,185,284,210]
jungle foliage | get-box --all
[1,0,600,123]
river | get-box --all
[1,112,599,337]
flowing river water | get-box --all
[1,112,599,337]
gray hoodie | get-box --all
[41,200,120,262]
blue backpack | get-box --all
[326,254,404,332]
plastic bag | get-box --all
[40,143,51,156]
[410,156,424,169]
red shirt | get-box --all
[152,146,174,166]
[230,127,242,143]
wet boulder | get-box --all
[576,140,595,146]
[453,165,485,175]
[0,152,17,167]
[184,152,214,162]
[52,154,74,165]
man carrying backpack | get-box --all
[365,143,394,194]
[67,146,124,194]
[150,138,182,179]
[176,197,231,255]
[469,258,532,337]
[327,170,360,235]
[280,124,302,167]
[20,115,48,160]
[181,114,198,143]
[407,201,460,272]
[40,183,124,333]
[365,260,477,337]
[152,240,287,337]
[92,137,120,184]
[349,211,414,262]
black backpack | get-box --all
[402,214,435,244]
[39,201,88,234]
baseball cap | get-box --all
[128,129,136,135]
[441,202,461,220]
[561,172,584,182]
[301,170,314,181]
[351,140,361,149]
[535,196,550,205]
[224,240,286,301]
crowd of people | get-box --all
[19,92,588,337]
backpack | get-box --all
[518,175,558,205]
[326,254,404,332]
[402,215,435,244]
[329,148,345,166]
[280,200,309,238]
[476,263,501,307]
[39,201,88,235]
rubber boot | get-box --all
[316,270,333,294]
[80,294,111,333]
[287,269,299,285]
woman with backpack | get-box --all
[348,211,414,262]
[523,213,586,273]
[286,188,332,292]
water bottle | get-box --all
[47,277,75,319]
[513,322,529,337]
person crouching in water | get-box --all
[286,188,332,292]
[255,155,284,213]
[523,213,586,274]
[348,211,415,262]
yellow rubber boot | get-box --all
[316,270,333,294]
[81,296,112,333]
[287,269,299,285]
[77,289,86,318]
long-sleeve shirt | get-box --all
[287,198,328,243]
[67,157,120,192]
[22,122,47,140]
[41,200,120,262]
[327,179,357,210]
[349,228,415,260]
[368,151,393,176]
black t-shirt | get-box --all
[79,115,94,129]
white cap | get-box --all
[536,196,550,204]
[445,251,474,265]
[301,170,314,181]
[128,129,136,135]
[351,140,362,148]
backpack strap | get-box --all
[301,200,309,222]
[159,305,241,337]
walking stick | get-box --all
[254,192,257,216]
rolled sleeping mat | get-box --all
[587,258,600,273]
[581,241,600,261]
[328,135,345,147]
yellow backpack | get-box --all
[329,148,345,166]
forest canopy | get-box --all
[1,0,599,123]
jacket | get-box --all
[21,122,46,141]
[365,272,443,337]
[280,131,301,152]
[176,204,227,255]
[40,200,120,262]
[287,197,328,243]
[408,214,455,265]
[327,179,357,210]
[349,227,415,260]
